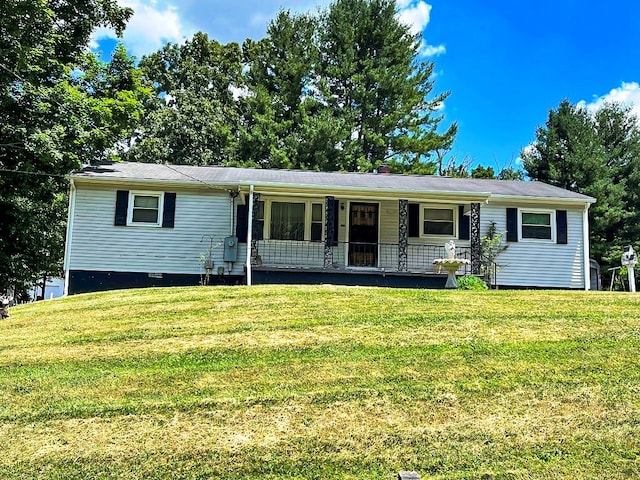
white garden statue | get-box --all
[1,296,13,319]
[445,240,456,260]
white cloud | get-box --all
[90,0,446,61]
[577,82,640,125]
[395,1,444,59]
[91,0,192,58]
[421,44,446,57]
[229,85,252,101]
[397,1,432,36]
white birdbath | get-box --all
[433,258,471,288]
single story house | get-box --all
[63,162,595,294]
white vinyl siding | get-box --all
[67,185,246,276]
[481,203,585,289]
[68,185,587,289]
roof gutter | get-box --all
[235,182,492,202]
[71,175,239,192]
[489,193,596,206]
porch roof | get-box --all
[72,162,595,204]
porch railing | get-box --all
[253,240,471,275]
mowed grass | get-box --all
[1,286,639,479]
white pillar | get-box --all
[246,185,254,286]
[628,266,636,293]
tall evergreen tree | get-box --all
[240,11,336,170]
[319,0,456,172]
[522,100,640,274]
[135,1,456,172]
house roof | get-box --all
[72,162,595,204]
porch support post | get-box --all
[470,202,481,275]
[250,192,261,265]
[324,196,335,268]
[398,199,409,272]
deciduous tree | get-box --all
[129,33,243,165]
[0,0,133,294]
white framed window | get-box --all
[270,201,306,240]
[128,192,164,226]
[421,206,456,237]
[255,200,265,240]
[520,209,555,241]
[310,203,323,242]
[262,199,325,241]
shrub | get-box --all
[457,275,488,290]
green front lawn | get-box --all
[1,286,638,478]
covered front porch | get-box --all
[242,191,484,287]
[253,240,471,273]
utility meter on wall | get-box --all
[223,236,238,263]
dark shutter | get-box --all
[236,203,248,242]
[506,208,518,242]
[325,197,339,247]
[408,203,420,237]
[556,210,568,244]
[114,190,129,226]
[332,200,340,246]
[458,205,470,240]
[162,192,176,228]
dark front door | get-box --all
[348,202,379,267]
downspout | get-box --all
[63,178,77,296]
[246,184,254,286]
[583,203,591,291]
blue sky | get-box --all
[92,0,640,171]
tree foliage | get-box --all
[319,0,456,172]
[470,165,495,179]
[239,11,336,170]
[497,166,525,181]
[479,221,508,287]
[135,0,457,172]
[128,32,243,165]
[0,1,136,295]
[522,99,640,275]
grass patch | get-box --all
[1,286,639,478]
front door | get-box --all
[348,202,379,267]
